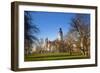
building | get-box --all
[27,27,65,54]
[44,27,64,52]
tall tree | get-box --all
[24,11,40,55]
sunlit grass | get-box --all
[25,52,90,61]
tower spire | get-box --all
[58,27,63,41]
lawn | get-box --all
[24,52,90,61]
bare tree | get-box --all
[64,31,79,55]
[69,14,90,56]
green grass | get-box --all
[25,52,90,61]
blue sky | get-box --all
[25,11,90,41]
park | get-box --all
[24,11,90,61]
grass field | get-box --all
[24,52,90,61]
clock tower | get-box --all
[58,28,63,41]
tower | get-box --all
[58,28,63,41]
[45,38,48,48]
[45,38,48,44]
